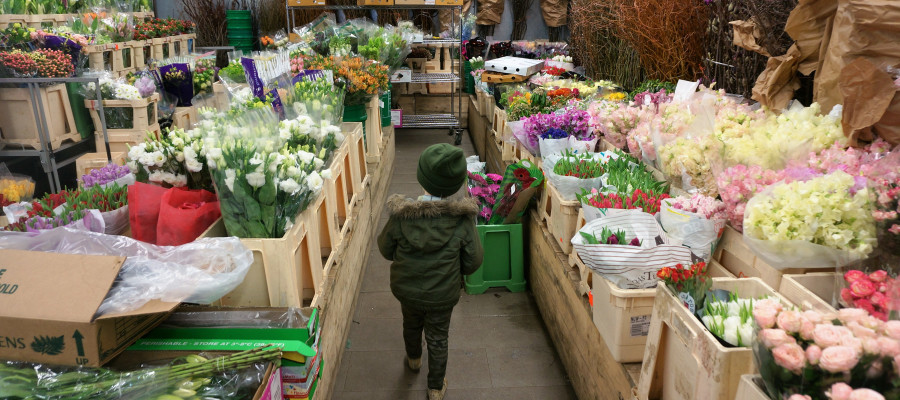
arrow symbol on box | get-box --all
[72,330,85,357]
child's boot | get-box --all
[405,356,422,372]
[427,378,447,400]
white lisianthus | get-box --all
[297,150,315,165]
[171,137,185,147]
[321,169,333,180]
[175,151,185,162]
[279,128,292,141]
[186,158,203,172]
[279,178,301,194]
[287,166,301,178]
[224,169,236,191]
[126,161,138,172]
[249,154,264,165]
[151,152,166,167]
[305,171,323,192]
[246,171,267,188]
[313,157,324,169]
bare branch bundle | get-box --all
[181,0,228,47]
[569,0,644,89]
[253,0,287,35]
[510,0,534,40]
[613,0,707,82]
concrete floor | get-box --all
[332,128,576,400]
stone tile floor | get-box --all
[332,129,575,400]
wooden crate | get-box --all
[200,204,324,307]
[149,36,194,62]
[0,84,80,150]
[74,152,127,177]
[86,93,161,152]
[364,96,384,163]
[636,277,792,400]
[172,106,199,130]
[127,40,149,70]
[318,141,351,261]
[779,272,838,313]
[491,107,507,135]
[588,263,734,364]
[735,375,770,400]
[85,42,137,76]
[341,122,368,212]
[539,181,580,254]
[94,124,161,153]
[713,225,834,289]
[212,81,231,111]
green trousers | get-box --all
[401,303,454,390]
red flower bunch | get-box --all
[657,261,711,308]
[542,66,566,76]
[0,49,37,76]
[841,269,894,321]
[133,18,195,40]
[33,49,74,78]
[582,189,670,214]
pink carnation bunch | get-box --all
[467,171,503,224]
[716,164,786,231]
[669,194,727,220]
[754,303,900,399]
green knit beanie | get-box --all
[417,143,466,197]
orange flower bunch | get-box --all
[260,36,274,47]
[305,55,388,106]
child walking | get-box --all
[377,143,484,400]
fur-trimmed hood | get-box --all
[386,194,479,219]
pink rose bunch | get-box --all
[754,305,900,399]
[826,383,885,400]
[669,194,727,220]
[841,269,895,321]
[715,164,786,231]
[586,101,654,150]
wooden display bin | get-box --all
[735,375,770,400]
[778,272,838,313]
[342,122,368,211]
[364,96,384,163]
[0,84,80,150]
[713,225,834,289]
[538,181,579,254]
[74,151,127,176]
[636,277,792,400]
[492,107,507,135]
[200,203,324,308]
[318,141,350,262]
[172,106,199,129]
[357,0,393,4]
[86,93,161,153]
[85,42,137,76]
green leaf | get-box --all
[579,231,600,245]
[30,335,65,356]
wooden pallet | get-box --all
[713,225,834,289]
[0,84,80,150]
[636,277,792,400]
[200,198,325,307]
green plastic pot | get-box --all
[66,82,94,140]
[227,31,253,39]
[343,103,368,147]
[227,21,252,30]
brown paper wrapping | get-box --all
[540,0,568,27]
[730,19,770,57]
[751,44,802,110]
[783,0,837,75]
[840,58,900,147]
[439,0,473,31]
[815,0,900,114]
[476,0,504,25]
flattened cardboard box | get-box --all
[0,249,179,367]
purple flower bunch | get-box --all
[541,128,568,140]
[632,89,672,109]
[523,108,592,148]
[81,163,131,188]
[134,75,157,98]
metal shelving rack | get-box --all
[286,4,464,138]
[0,77,112,193]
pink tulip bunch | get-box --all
[754,302,900,399]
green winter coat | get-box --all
[377,194,484,310]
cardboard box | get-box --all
[287,0,325,5]
[0,249,178,367]
[484,56,544,77]
[391,67,412,83]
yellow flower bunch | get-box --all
[0,177,35,203]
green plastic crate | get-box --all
[464,224,525,294]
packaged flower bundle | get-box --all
[128,127,211,191]
[659,194,727,260]
[283,78,345,127]
[157,61,194,107]
[203,108,325,238]
[840,270,896,321]
[586,100,654,151]
[743,171,877,268]
[515,108,592,156]
[656,135,719,197]
[279,114,343,166]
[4,183,128,234]
[227,87,274,116]
[357,27,410,73]
[579,188,670,216]
[656,261,713,313]
[545,150,610,201]
[81,163,134,189]
[716,164,787,231]
[0,171,35,204]
[304,55,389,106]
[702,293,755,347]
[133,18,195,40]
[81,75,154,129]
[718,102,846,171]
[467,171,503,224]
[219,60,247,84]
[192,58,216,97]
[753,305,900,400]
[487,160,544,225]
[101,13,133,42]
[573,211,694,289]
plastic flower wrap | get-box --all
[81,163,133,189]
[753,305,900,400]
[587,101,653,150]
[0,176,35,204]
[81,75,152,129]
[203,108,324,238]
[283,78,345,127]
[158,62,194,107]
[656,261,712,312]
[192,58,216,97]
[657,135,719,197]
[743,171,877,268]
[517,109,592,156]
[660,194,727,260]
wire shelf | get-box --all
[410,72,459,83]
[400,114,459,128]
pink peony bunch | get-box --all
[754,303,900,399]
[716,164,786,231]
[841,270,895,321]
[669,194,727,220]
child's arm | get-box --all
[377,216,398,261]
[459,219,484,275]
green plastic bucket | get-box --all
[227,31,253,39]
[464,224,526,295]
[66,82,94,140]
[227,21,252,30]
[343,103,367,148]
[380,91,390,127]
[225,10,251,19]
[464,60,474,94]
